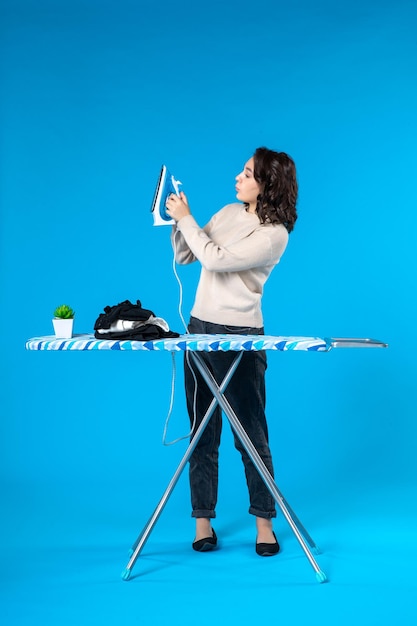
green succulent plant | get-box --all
[53,304,75,319]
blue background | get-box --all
[1,0,416,624]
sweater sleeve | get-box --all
[176,214,286,272]
[170,226,197,265]
[171,212,218,265]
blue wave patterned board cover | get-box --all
[25,334,330,352]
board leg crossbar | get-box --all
[122,350,327,583]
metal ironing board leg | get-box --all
[191,352,327,583]
[121,351,244,581]
[122,348,326,583]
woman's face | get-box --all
[235,157,261,211]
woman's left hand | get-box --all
[165,191,191,222]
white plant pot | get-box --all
[52,318,74,339]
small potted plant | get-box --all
[52,304,75,338]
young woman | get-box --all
[165,147,298,556]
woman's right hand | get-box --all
[165,191,191,222]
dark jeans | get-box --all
[185,316,276,520]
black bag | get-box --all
[94,299,180,340]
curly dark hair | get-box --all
[251,146,298,233]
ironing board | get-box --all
[26,333,387,583]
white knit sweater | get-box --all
[172,203,289,327]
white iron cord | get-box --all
[161,229,198,446]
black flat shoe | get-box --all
[192,529,217,552]
[256,532,280,557]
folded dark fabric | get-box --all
[94,300,154,330]
[94,299,180,340]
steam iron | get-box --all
[151,165,182,226]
